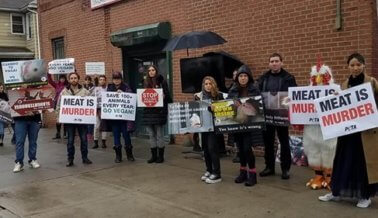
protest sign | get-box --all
[289,85,341,124]
[212,96,265,133]
[137,89,163,107]
[85,62,105,75]
[168,101,214,134]
[314,83,378,140]
[1,60,48,87]
[261,92,289,126]
[101,92,136,121]
[59,96,97,124]
[8,87,54,117]
[48,58,75,75]
[0,99,13,124]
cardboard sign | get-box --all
[168,101,214,134]
[59,96,97,124]
[85,62,105,75]
[101,92,136,121]
[261,92,289,126]
[8,87,54,117]
[212,96,265,133]
[0,99,13,124]
[137,88,163,107]
[289,85,341,124]
[1,60,48,87]
[314,83,378,140]
[48,58,75,75]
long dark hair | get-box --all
[144,65,159,88]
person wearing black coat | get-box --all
[0,83,9,146]
[107,72,135,163]
[228,65,261,186]
[142,65,172,163]
[257,53,297,179]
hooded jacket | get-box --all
[228,65,260,99]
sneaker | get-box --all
[318,193,340,202]
[29,160,40,169]
[205,174,222,184]
[13,163,23,173]
[201,171,211,181]
[356,199,371,208]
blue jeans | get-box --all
[15,120,40,164]
[0,121,4,136]
[66,124,88,160]
[111,121,131,149]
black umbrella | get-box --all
[163,31,227,56]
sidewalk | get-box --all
[0,128,376,218]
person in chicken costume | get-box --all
[303,58,337,190]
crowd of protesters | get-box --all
[0,52,376,209]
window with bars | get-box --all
[52,37,65,59]
[11,14,25,34]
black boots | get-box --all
[234,169,247,183]
[259,167,275,177]
[93,140,99,149]
[102,139,107,148]
[114,147,122,163]
[245,171,257,187]
[156,147,165,163]
[52,133,61,139]
[66,159,74,167]
[281,170,290,180]
[125,147,135,161]
[147,148,157,164]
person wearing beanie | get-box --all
[228,64,261,186]
[258,53,297,180]
[142,65,172,164]
[106,72,135,163]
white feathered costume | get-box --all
[303,63,337,190]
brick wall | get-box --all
[39,0,378,143]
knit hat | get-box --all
[112,71,122,79]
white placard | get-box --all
[1,60,47,86]
[91,0,121,9]
[59,96,97,124]
[85,62,105,75]
[314,83,378,140]
[289,85,341,124]
[137,88,163,107]
[101,91,136,121]
[48,58,75,75]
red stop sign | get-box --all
[142,89,159,107]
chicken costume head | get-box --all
[310,56,334,86]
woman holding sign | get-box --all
[227,65,261,186]
[107,72,135,163]
[195,76,224,184]
[319,53,378,208]
[142,65,172,164]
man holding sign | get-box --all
[318,53,378,208]
[57,72,93,167]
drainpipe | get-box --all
[335,0,342,30]
[27,8,40,59]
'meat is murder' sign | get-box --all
[137,88,163,107]
[314,83,378,140]
[59,96,97,124]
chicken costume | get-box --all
[303,60,337,190]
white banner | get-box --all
[137,88,163,107]
[1,60,48,86]
[48,58,75,75]
[91,0,121,9]
[85,62,105,75]
[314,83,378,140]
[59,96,97,124]
[289,85,341,124]
[101,91,137,121]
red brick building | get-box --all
[38,0,378,140]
